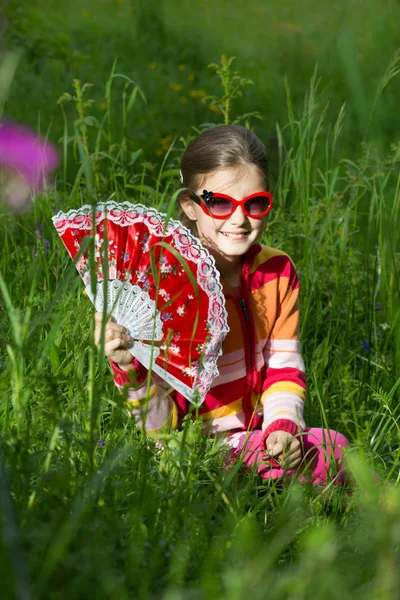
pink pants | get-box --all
[228,428,350,486]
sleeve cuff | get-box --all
[110,358,148,387]
[261,419,301,449]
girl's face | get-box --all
[180,165,267,272]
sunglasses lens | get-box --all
[205,196,234,217]
[245,195,271,216]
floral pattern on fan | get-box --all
[52,201,229,404]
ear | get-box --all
[178,192,197,221]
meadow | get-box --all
[0,1,400,598]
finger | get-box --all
[105,337,131,355]
[287,455,301,470]
[107,324,130,336]
[288,439,301,453]
[94,312,110,323]
[104,323,129,340]
[105,329,131,344]
[267,442,285,457]
[287,449,302,462]
[94,312,117,324]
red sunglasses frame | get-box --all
[191,189,273,220]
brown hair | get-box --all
[178,125,270,236]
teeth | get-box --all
[221,232,249,239]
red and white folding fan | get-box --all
[52,201,229,404]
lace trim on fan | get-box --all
[53,201,230,403]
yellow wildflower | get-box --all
[278,23,302,32]
[209,103,221,113]
[179,96,188,104]
[148,62,157,70]
[187,74,195,81]
[189,89,206,98]
[169,82,183,91]
[99,101,107,110]
[159,134,173,146]
[178,64,186,71]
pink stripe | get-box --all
[263,366,307,389]
[249,255,299,291]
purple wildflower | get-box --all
[44,239,50,256]
[97,439,106,448]
[0,298,2,311]
[34,220,43,239]
[361,340,370,351]
[0,121,59,213]
[375,303,383,311]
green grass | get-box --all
[1,2,400,598]
[3,0,400,170]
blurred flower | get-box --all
[98,438,105,448]
[169,82,183,92]
[0,298,2,311]
[34,220,43,239]
[189,89,206,98]
[0,122,59,213]
[209,103,221,113]
[179,96,188,104]
[375,303,383,311]
[44,239,50,256]
[278,23,302,33]
[361,340,370,351]
[187,74,195,81]
[99,101,107,110]
[178,64,186,71]
[148,62,157,70]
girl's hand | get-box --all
[94,312,133,369]
[264,430,302,470]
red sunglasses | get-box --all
[191,189,273,219]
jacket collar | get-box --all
[241,243,262,272]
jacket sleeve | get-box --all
[260,258,307,438]
[110,358,179,434]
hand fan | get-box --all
[52,201,229,404]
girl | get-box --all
[94,125,349,486]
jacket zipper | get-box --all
[239,299,250,322]
[237,288,256,428]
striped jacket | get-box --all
[111,243,307,439]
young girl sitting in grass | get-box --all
[94,124,349,486]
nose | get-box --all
[228,205,248,225]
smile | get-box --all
[220,231,250,240]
